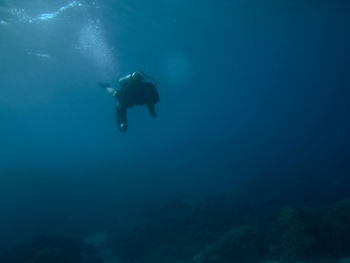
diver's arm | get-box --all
[106,87,117,97]
[99,82,117,97]
[147,104,157,117]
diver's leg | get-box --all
[116,104,128,132]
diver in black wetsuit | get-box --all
[99,71,159,132]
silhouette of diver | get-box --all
[99,71,159,132]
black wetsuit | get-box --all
[115,79,159,132]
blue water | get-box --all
[0,0,349,262]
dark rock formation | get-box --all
[321,199,350,258]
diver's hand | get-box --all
[98,82,110,89]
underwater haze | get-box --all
[0,0,350,262]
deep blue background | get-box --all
[0,0,349,245]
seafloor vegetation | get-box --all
[1,185,349,263]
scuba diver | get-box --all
[99,71,159,132]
